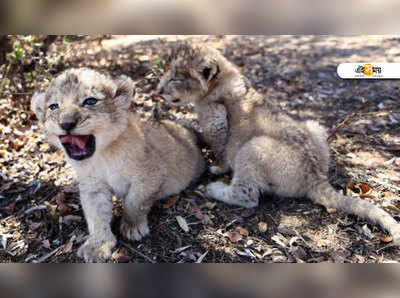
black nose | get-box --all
[60,121,77,132]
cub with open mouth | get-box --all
[31,68,205,262]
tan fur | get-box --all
[194,102,229,173]
[157,41,400,245]
[31,68,205,262]
[157,99,229,174]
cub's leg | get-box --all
[206,178,260,208]
[197,103,230,175]
[205,139,267,208]
[77,186,116,262]
[120,184,158,242]
[205,136,305,208]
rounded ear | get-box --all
[201,60,220,83]
[114,75,135,110]
[31,91,46,123]
[193,60,220,92]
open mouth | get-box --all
[59,135,95,161]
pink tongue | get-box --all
[60,135,89,150]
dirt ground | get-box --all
[0,35,399,263]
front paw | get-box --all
[205,182,227,199]
[120,217,150,242]
[77,236,116,263]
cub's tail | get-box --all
[308,181,400,246]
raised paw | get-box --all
[77,236,116,263]
[206,181,259,208]
[205,182,227,199]
[120,217,150,242]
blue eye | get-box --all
[82,97,98,106]
[49,103,59,111]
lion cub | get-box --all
[157,41,400,245]
[31,68,205,262]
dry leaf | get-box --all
[39,143,50,152]
[346,181,373,199]
[162,195,179,209]
[394,158,400,167]
[188,205,203,220]
[63,215,82,224]
[359,193,374,199]
[112,248,132,263]
[258,221,268,233]
[235,226,249,236]
[51,192,64,204]
[358,183,371,194]
[385,146,400,151]
[42,240,51,249]
[13,231,21,239]
[385,204,400,212]
[46,203,58,220]
[54,193,69,215]
[201,214,213,226]
[203,202,217,210]
[225,231,242,243]
[383,192,398,200]
[176,216,189,232]
[58,203,69,216]
[172,245,191,254]
[196,251,209,263]
[63,238,74,253]
[271,234,288,248]
[346,180,355,193]
[193,210,204,220]
[380,236,393,243]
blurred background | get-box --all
[2,0,400,33]
[1,265,400,298]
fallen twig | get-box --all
[120,241,156,264]
[327,98,369,142]
[24,205,47,214]
[33,246,63,263]
[196,250,209,263]
[326,113,355,142]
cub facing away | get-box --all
[31,68,205,262]
[157,41,400,246]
